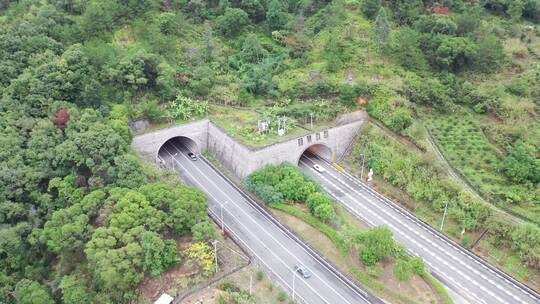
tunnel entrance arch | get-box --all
[157,136,200,162]
[297,143,333,164]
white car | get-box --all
[313,164,326,173]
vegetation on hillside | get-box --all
[1,0,539,302]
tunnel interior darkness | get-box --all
[158,136,199,159]
[298,144,332,164]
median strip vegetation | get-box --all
[246,163,451,304]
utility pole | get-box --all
[249,272,253,295]
[310,113,313,129]
[360,154,365,180]
[212,240,219,273]
[440,201,449,231]
[220,201,228,233]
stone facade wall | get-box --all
[131,112,368,179]
[131,119,210,161]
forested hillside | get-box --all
[0,0,539,302]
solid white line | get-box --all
[302,155,532,304]
[164,144,364,304]
[301,159,491,304]
[162,148,314,303]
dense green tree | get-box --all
[455,5,482,34]
[191,220,217,241]
[391,0,423,25]
[401,75,452,109]
[386,27,429,72]
[503,144,540,184]
[509,0,525,19]
[109,190,166,232]
[85,226,144,299]
[80,1,120,37]
[106,50,160,92]
[240,34,268,64]
[40,204,92,254]
[241,0,266,22]
[15,279,54,304]
[59,275,95,304]
[141,231,179,277]
[360,0,381,19]
[168,186,208,234]
[360,226,395,265]
[108,154,147,189]
[435,36,476,71]
[267,0,288,30]
[473,35,505,72]
[216,8,250,36]
[373,8,391,47]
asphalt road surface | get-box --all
[158,139,374,304]
[300,151,540,304]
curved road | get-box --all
[159,139,375,304]
[300,152,540,304]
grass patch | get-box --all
[269,202,347,254]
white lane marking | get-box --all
[302,162,492,303]
[165,144,365,304]
[300,158,518,304]
[320,155,536,299]
[207,209,310,304]
[162,148,319,304]
[302,155,535,303]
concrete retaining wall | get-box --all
[132,112,368,179]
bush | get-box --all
[393,259,412,282]
[246,163,334,221]
[191,220,217,241]
[388,107,413,133]
[215,8,250,37]
[409,257,426,276]
[277,290,287,302]
[139,99,164,123]
[256,270,265,281]
[245,180,283,204]
[360,248,378,266]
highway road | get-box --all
[300,151,540,304]
[158,139,376,304]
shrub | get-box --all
[245,180,283,204]
[393,259,412,282]
[360,248,378,266]
[215,8,250,37]
[256,269,265,281]
[191,220,217,241]
[409,257,426,276]
[277,290,287,302]
[140,100,164,122]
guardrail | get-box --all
[200,156,383,304]
[323,158,540,302]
